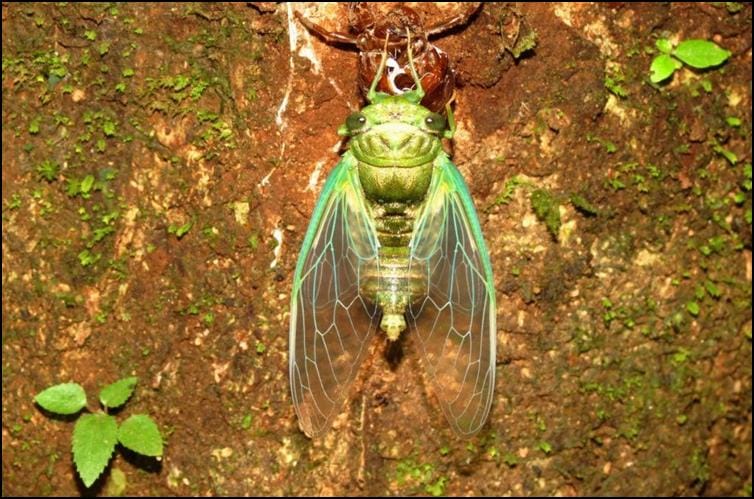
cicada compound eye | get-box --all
[424,112,447,133]
[346,112,368,133]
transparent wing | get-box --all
[407,155,496,436]
[289,153,381,437]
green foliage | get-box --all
[604,69,628,98]
[394,457,448,496]
[102,120,117,137]
[80,174,95,194]
[255,341,266,354]
[28,117,41,134]
[537,441,553,454]
[570,194,599,216]
[424,476,449,497]
[36,159,60,182]
[713,142,738,165]
[673,40,732,68]
[73,414,117,487]
[650,38,731,83]
[241,413,254,430]
[247,232,260,251]
[650,54,682,83]
[530,189,561,239]
[34,383,87,415]
[78,249,101,267]
[99,377,138,409]
[168,220,193,239]
[117,415,163,457]
[503,451,519,467]
[686,301,701,317]
[34,377,163,489]
[492,175,530,206]
[655,38,673,54]
[726,116,742,127]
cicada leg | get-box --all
[294,10,359,46]
[426,2,482,37]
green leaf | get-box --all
[673,39,731,69]
[530,189,561,239]
[99,377,138,409]
[704,280,722,299]
[686,301,700,317]
[570,194,599,216]
[169,220,193,239]
[80,174,95,194]
[650,54,682,83]
[36,159,60,182]
[35,383,87,415]
[29,117,41,135]
[713,143,738,165]
[538,441,553,454]
[117,414,163,457]
[102,120,117,137]
[73,413,118,488]
[78,249,101,267]
[655,38,673,54]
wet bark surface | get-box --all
[2,2,751,496]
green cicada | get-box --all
[289,44,496,438]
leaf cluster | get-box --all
[34,377,163,488]
[650,38,731,83]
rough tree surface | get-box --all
[2,2,751,496]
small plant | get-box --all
[650,38,731,83]
[36,159,60,182]
[168,219,193,239]
[34,377,163,488]
[530,188,561,240]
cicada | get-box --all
[289,39,495,438]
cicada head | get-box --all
[338,97,448,167]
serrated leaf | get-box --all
[650,54,682,83]
[117,414,163,457]
[99,377,138,409]
[35,383,87,415]
[673,39,731,69]
[73,413,118,488]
